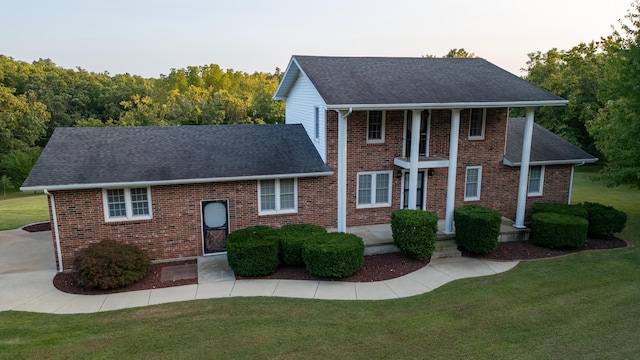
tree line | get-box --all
[0,58,284,188]
[2,4,640,190]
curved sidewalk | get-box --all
[0,256,518,314]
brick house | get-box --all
[21,55,596,271]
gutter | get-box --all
[327,100,569,111]
[44,190,63,272]
[503,158,598,167]
[21,171,335,193]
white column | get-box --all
[444,109,461,234]
[337,110,349,232]
[407,110,422,209]
[514,107,535,228]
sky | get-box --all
[0,0,633,78]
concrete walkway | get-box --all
[0,228,519,314]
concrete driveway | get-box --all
[0,228,56,274]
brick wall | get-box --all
[50,176,336,270]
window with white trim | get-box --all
[528,165,545,196]
[357,171,392,208]
[367,110,385,143]
[103,187,152,221]
[468,108,486,140]
[464,166,482,201]
[259,178,297,215]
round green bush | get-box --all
[226,226,279,277]
[278,224,327,266]
[73,240,150,290]
[301,233,364,278]
[580,202,627,238]
[454,205,501,254]
[532,212,588,249]
[391,209,438,260]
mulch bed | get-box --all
[22,222,51,232]
[53,260,198,295]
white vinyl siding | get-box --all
[357,171,392,208]
[283,74,327,161]
[464,166,482,201]
[259,178,298,215]
[528,165,545,196]
[103,187,152,221]
[468,108,486,140]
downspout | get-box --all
[568,161,585,205]
[44,189,63,272]
[336,107,352,232]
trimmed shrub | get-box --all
[226,226,279,277]
[73,240,150,290]
[580,202,627,238]
[454,205,501,254]
[391,209,438,260]
[532,202,588,218]
[532,212,588,249]
[278,224,327,266]
[301,233,364,278]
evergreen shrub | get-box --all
[454,205,501,254]
[301,233,364,278]
[532,202,588,218]
[73,240,150,290]
[278,224,327,266]
[580,202,627,238]
[226,225,279,277]
[391,209,438,260]
[532,212,588,248]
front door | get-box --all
[202,200,228,254]
[403,171,425,210]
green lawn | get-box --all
[0,166,638,359]
[0,192,49,230]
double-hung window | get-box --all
[357,171,392,208]
[103,187,152,221]
[259,178,297,215]
[468,108,486,140]
[528,165,544,196]
[464,166,482,201]
[367,110,385,143]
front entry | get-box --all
[402,171,426,210]
[202,200,228,254]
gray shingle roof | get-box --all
[504,118,598,166]
[21,124,332,191]
[274,56,567,107]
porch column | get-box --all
[514,107,535,228]
[444,109,461,235]
[337,109,350,232]
[407,110,422,209]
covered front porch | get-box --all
[331,217,530,257]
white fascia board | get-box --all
[272,57,300,100]
[326,100,568,111]
[503,158,598,167]
[19,171,334,192]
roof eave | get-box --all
[20,171,335,192]
[326,100,568,111]
[272,57,302,100]
[503,157,598,167]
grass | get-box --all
[0,166,638,359]
[0,191,49,230]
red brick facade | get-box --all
[49,107,572,270]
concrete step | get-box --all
[432,239,462,259]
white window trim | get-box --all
[464,166,482,201]
[528,165,545,197]
[356,171,393,208]
[102,187,153,222]
[468,108,486,140]
[367,110,385,144]
[258,178,298,215]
